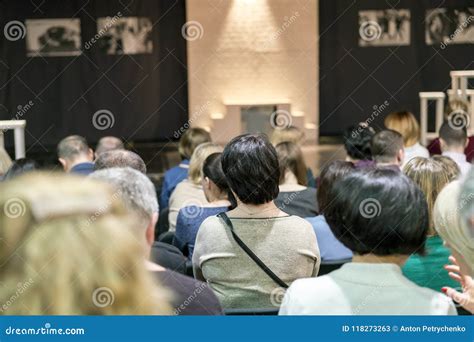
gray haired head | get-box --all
[89,167,158,227]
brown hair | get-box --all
[317,160,355,214]
[270,126,305,146]
[178,127,211,160]
[431,155,461,182]
[275,142,307,186]
[403,157,451,234]
[384,111,420,147]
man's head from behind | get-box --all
[57,135,93,172]
[89,167,157,256]
[95,136,124,159]
[371,129,404,166]
[439,121,468,153]
[94,150,147,174]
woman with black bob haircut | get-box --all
[280,168,456,315]
[193,134,320,310]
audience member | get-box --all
[0,147,13,178]
[274,142,318,217]
[371,129,404,168]
[342,124,375,168]
[95,136,124,158]
[439,121,471,176]
[174,153,233,259]
[94,149,147,173]
[168,142,222,232]
[402,157,457,290]
[90,167,223,315]
[270,126,316,187]
[432,155,461,182]
[2,158,39,181]
[193,134,320,310]
[305,160,354,262]
[57,135,94,175]
[384,111,429,167]
[0,173,171,314]
[280,168,456,315]
[160,128,211,210]
[434,179,474,313]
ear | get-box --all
[145,212,158,248]
[397,149,405,165]
[88,148,94,161]
[203,176,211,191]
[465,139,469,149]
[58,158,67,171]
[439,138,446,150]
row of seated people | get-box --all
[1,105,474,314]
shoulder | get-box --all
[197,216,226,237]
[407,282,456,313]
[285,215,315,231]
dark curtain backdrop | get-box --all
[0,0,188,147]
[319,0,474,136]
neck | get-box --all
[352,254,408,267]
[67,157,92,171]
[444,146,465,154]
[230,200,283,218]
[376,160,399,167]
[283,171,299,185]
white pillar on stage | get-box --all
[450,70,474,100]
[419,92,445,146]
[0,120,27,159]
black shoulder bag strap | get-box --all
[217,212,288,288]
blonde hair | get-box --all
[178,127,211,160]
[0,173,171,315]
[188,143,223,184]
[403,157,450,234]
[384,111,420,147]
[431,155,461,182]
[270,126,305,146]
[0,147,12,176]
[434,180,474,266]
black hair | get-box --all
[371,129,404,163]
[202,153,236,208]
[317,160,355,214]
[221,133,279,205]
[3,158,39,181]
[439,120,467,147]
[343,124,375,160]
[325,168,428,256]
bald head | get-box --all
[95,136,124,158]
[94,150,147,174]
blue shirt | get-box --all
[70,162,95,175]
[305,215,352,261]
[173,205,229,259]
[159,160,189,210]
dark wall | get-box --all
[319,0,474,136]
[0,0,188,147]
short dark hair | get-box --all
[371,129,403,163]
[95,136,124,156]
[275,142,307,186]
[94,150,147,174]
[439,121,467,147]
[221,133,279,205]
[317,160,355,214]
[325,168,428,256]
[179,128,211,160]
[343,124,375,160]
[57,135,90,161]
